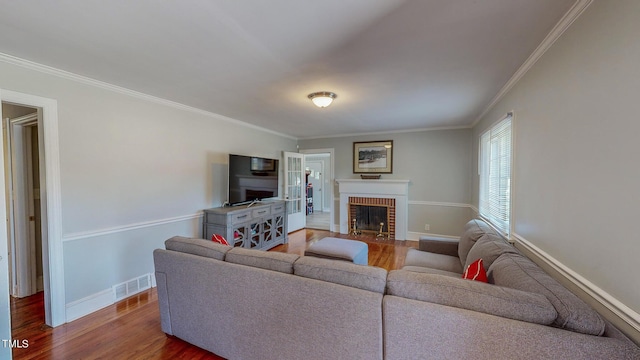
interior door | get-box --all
[283,152,305,232]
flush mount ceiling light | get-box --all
[308,91,337,108]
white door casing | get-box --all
[0,89,65,328]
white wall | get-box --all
[0,59,296,314]
[472,0,640,340]
[299,128,473,238]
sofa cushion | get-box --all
[401,266,461,278]
[458,219,497,266]
[464,233,519,271]
[403,248,463,274]
[386,270,557,325]
[294,256,387,293]
[165,236,231,260]
[462,258,488,282]
[225,247,300,274]
[488,253,605,336]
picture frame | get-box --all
[353,140,393,174]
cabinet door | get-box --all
[262,217,274,247]
[232,225,248,247]
[248,221,262,249]
[274,214,285,242]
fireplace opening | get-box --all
[355,205,388,234]
[348,197,396,239]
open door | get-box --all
[283,151,305,232]
[5,113,40,298]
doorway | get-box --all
[0,90,65,334]
[302,150,334,231]
[3,103,46,322]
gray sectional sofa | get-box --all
[153,221,640,359]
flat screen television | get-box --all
[228,154,279,205]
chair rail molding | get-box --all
[513,232,640,334]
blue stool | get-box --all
[304,237,369,265]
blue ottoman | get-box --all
[304,237,369,265]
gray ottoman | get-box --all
[304,237,369,265]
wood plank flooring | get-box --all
[10,229,417,359]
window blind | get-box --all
[479,114,512,235]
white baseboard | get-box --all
[406,231,459,241]
[65,289,114,323]
[65,273,158,323]
[513,233,640,333]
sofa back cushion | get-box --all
[488,253,605,336]
[458,219,497,266]
[464,233,519,271]
[386,270,557,325]
[294,256,387,293]
[165,236,231,260]
[226,247,300,274]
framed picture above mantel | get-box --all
[353,140,393,174]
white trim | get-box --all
[471,0,593,127]
[300,148,335,232]
[0,52,295,140]
[406,231,459,241]
[65,273,157,323]
[408,200,472,208]
[513,233,640,333]
[65,288,114,323]
[299,125,470,141]
[62,213,203,242]
[1,89,65,327]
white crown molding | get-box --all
[471,0,593,128]
[512,232,640,334]
[62,213,203,242]
[298,125,472,141]
[0,52,296,140]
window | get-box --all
[479,113,512,236]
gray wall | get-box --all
[0,60,297,305]
[472,0,640,340]
[299,128,473,237]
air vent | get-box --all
[112,273,152,301]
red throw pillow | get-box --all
[462,258,488,282]
[211,234,230,246]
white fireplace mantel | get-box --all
[336,179,409,240]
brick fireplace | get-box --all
[337,179,409,240]
[348,197,396,238]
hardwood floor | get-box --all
[10,229,417,359]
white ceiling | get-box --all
[0,0,576,139]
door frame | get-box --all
[5,113,40,297]
[0,89,65,327]
[300,149,335,232]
